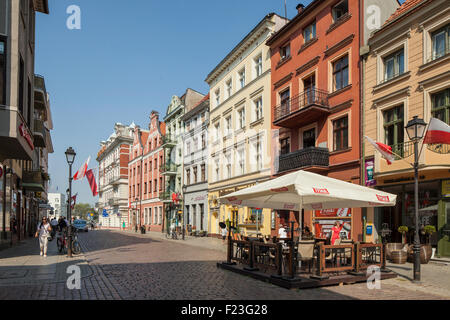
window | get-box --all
[303,21,316,43]
[384,49,404,81]
[215,158,220,181]
[255,138,262,170]
[226,79,232,98]
[214,123,220,142]
[280,43,291,60]
[225,116,232,136]
[254,54,262,78]
[333,55,349,91]
[149,208,152,225]
[280,88,290,114]
[431,88,450,124]
[201,164,206,182]
[238,108,245,129]
[149,181,152,193]
[144,182,147,194]
[186,141,191,155]
[333,117,348,151]
[201,133,206,149]
[215,89,220,107]
[144,163,147,173]
[250,209,263,225]
[303,128,316,148]
[383,105,404,156]
[254,97,263,121]
[280,137,290,155]
[239,68,246,89]
[154,159,157,169]
[431,24,449,60]
[225,153,232,179]
[193,137,198,151]
[332,0,348,22]
[149,161,152,172]
[154,179,157,192]
[237,149,245,175]
[303,74,316,103]
[193,166,198,184]
[186,169,190,185]
[159,177,163,191]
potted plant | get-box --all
[423,225,436,261]
[398,226,408,244]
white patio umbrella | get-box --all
[219,170,397,212]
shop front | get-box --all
[376,178,450,257]
[184,191,208,233]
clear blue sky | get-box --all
[36,0,308,206]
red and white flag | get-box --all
[73,156,90,181]
[365,136,395,165]
[71,193,78,210]
[85,169,98,197]
[423,118,450,145]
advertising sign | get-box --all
[315,208,351,218]
[365,159,376,186]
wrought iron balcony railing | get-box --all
[161,135,177,147]
[277,147,329,173]
[274,89,329,122]
[33,119,46,148]
[389,141,414,159]
[160,162,177,174]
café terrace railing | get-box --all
[226,238,386,279]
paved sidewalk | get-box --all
[117,229,228,253]
[0,236,91,287]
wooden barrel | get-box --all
[391,250,407,264]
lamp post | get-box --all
[405,116,427,283]
[182,185,187,240]
[65,147,76,258]
[134,197,138,232]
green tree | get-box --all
[73,203,96,221]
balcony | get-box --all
[273,89,330,128]
[107,197,122,206]
[33,119,47,148]
[160,190,175,202]
[277,147,329,173]
[161,135,177,148]
[22,170,46,192]
[160,162,177,175]
[34,75,47,111]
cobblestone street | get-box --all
[0,230,449,300]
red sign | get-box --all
[313,187,329,194]
[18,123,34,150]
[376,194,389,202]
[315,208,351,218]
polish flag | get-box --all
[365,136,395,165]
[73,156,90,181]
[71,193,77,210]
[423,118,450,145]
[85,169,98,197]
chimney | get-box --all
[296,3,304,14]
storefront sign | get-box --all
[443,180,450,198]
[365,159,376,186]
[313,187,329,194]
[315,208,351,218]
[18,123,34,150]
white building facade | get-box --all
[97,123,134,229]
[48,193,66,219]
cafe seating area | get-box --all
[217,232,397,289]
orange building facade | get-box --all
[128,111,166,232]
[267,0,398,241]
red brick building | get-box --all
[128,111,166,232]
[266,0,398,241]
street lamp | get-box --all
[135,197,138,232]
[182,185,187,240]
[65,147,76,258]
[405,116,427,283]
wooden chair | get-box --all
[297,240,315,273]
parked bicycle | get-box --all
[56,230,67,254]
[71,229,82,254]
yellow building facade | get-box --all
[363,0,450,256]
[205,14,287,237]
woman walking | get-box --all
[35,217,52,257]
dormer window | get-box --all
[303,21,316,43]
[280,43,291,60]
[332,0,348,22]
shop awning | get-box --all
[219,170,397,211]
[21,183,45,192]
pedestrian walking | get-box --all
[221,225,228,244]
[35,217,52,257]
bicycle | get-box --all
[165,228,178,240]
[71,229,82,254]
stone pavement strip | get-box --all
[0,230,449,300]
